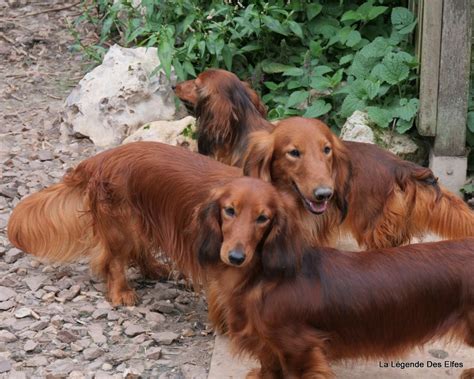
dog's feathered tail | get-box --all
[406,167,474,239]
[7,170,95,262]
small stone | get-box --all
[0,300,15,310]
[145,347,162,360]
[428,349,449,359]
[25,355,48,367]
[0,330,18,343]
[38,150,54,161]
[92,309,108,320]
[59,284,81,301]
[0,359,11,374]
[101,363,113,371]
[151,300,175,314]
[14,307,32,319]
[0,286,16,301]
[83,347,103,361]
[124,325,145,337]
[24,340,37,352]
[4,248,23,264]
[150,332,179,345]
[88,324,106,345]
[181,364,207,379]
[24,275,47,292]
[145,311,165,324]
[106,311,120,321]
[45,358,77,375]
[56,330,79,344]
[181,328,195,337]
[50,349,69,359]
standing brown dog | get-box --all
[175,69,474,248]
[8,142,291,306]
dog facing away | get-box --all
[174,69,272,166]
[175,69,474,248]
[7,141,288,306]
[196,207,474,379]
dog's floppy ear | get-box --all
[243,131,274,182]
[193,195,223,266]
[260,197,301,278]
[331,136,352,223]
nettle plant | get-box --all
[75,0,418,132]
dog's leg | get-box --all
[283,345,334,379]
[106,256,137,306]
[246,349,283,379]
[135,249,172,280]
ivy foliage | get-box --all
[73,0,418,131]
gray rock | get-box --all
[14,307,33,318]
[58,284,81,301]
[83,347,103,361]
[0,300,15,310]
[56,330,79,344]
[145,311,165,324]
[24,340,38,352]
[124,325,145,338]
[4,248,23,264]
[91,308,109,320]
[145,347,162,360]
[0,359,11,374]
[0,286,16,301]
[0,330,18,343]
[151,300,175,314]
[88,324,106,345]
[45,358,78,375]
[151,332,179,345]
[181,364,207,379]
[38,150,54,161]
[106,311,120,321]
[25,355,48,367]
[428,349,449,359]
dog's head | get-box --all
[194,177,301,278]
[243,117,351,217]
[174,69,267,118]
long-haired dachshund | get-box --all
[7,141,286,306]
[174,69,271,166]
[196,201,474,379]
[175,69,474,248]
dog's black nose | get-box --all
[314,187,333,202]
[228,249,245,266]
[171,84,176,91]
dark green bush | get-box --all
[73,0,418,131]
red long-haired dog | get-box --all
[174,69,271,166]
[7,142,288,306]
[196,205,474,379]
[175,69,474,248]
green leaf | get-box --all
[360,37,391,58]
[158,31,174,78]
[346,30,361,47]
[262,15,289,36]
[395,118,413,134]
[367,6,388,21]
[310,76,331,91]
[391,7,414,30]
[287,90,309,108]
[283,67,305,76]
[262,62,293,73]
[264,81,280,91]
[287,80,303,90]
[288,21,303,39]
[363,80,380,100]
[330,69,344,87]
[307,3,322,20]
[374,52,410,85]
[304,100,332,118]
[468,112,474,133]
[394,98,419,121]
[367,106,394,128]
[183,61,196,77]
[460,182,474,194]
[348,53,379,79]
[341,10,361,23]
[309,40,322,57]
[339,54,354,65]
[172,58,185,80]
[340,94,366,118]
[222,45,233,71]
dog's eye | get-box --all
[224,207,235,217]
[288,149,301,158]
[324,146,332,155]
[256,214,269,224]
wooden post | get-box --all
[417,0,443,137]
[434,0,471,156]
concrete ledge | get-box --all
[429,150,468,196]
[209,336,474,378]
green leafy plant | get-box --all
[73,0,418,132]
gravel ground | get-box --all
[0,1,213,378]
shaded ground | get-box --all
[0,1,212,377]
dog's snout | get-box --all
[228,249,246,266]
[171,84,177,91]
[314,187,333,202]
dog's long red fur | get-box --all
[196,203,474,378]
[7,141,286,306]
[175,69,474,248]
